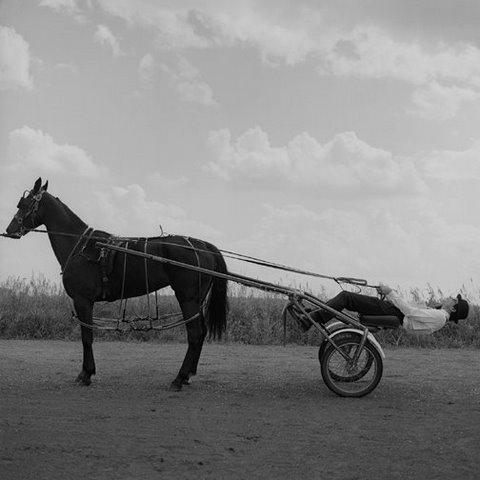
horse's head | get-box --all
[5,177,49,239]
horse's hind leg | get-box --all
[170,299,206,391]
[189,319,207,378]
[73,297,96,386]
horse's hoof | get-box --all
[169,381,183,392]
[76,371,92,386]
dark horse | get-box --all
[5,178,228,390]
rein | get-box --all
[1,227,379,289]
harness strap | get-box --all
[143,238,151,326]
[183,237,215,320]
[184,237,202,306]
[99,246,109,300]
[117,241,129,325]
[61,226,92,275]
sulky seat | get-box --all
[359,315,402,330]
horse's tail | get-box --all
[203,242,229,339]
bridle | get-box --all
[13,189,46,237]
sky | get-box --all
[1,0,480,296]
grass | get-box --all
[0,276,479,347]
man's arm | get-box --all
[385,290,418,315]
[377,284,417,315]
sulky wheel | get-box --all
[320,332,383,397]
[319,343,374,383]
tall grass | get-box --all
[0,276,479,347]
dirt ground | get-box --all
[1,340,479,480]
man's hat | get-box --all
[449,294,469,324]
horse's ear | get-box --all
[33,177,42,192]
[42,180,48,191]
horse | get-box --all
[4,177,228,390]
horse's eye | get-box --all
[16,197,30,210]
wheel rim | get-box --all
[329,344,374,382]
[325,341,378,395]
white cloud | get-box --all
[148,172,189,190]
[37,0,480,87]
[161,56,217,106]
[0,26,33,90]
[94,24,123,57]
[411,82,480,121]
[319,26,480,86]
[203,6,317,66]
[39,0,79,13]
[206,126,424,195]
[39,0,87,23]
[7,126,103,178]
[318,26,480,118]
[91,183,220,239]
[138,53,156,85]
[40,1,480,117]
[422,140,480,182]
[88,2,480,87]
[53,62,79,75]
[47,0,313,64]
[93,0,212,50]
[235,203,480,291]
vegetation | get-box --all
[0,276,479,347]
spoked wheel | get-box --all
[319,344,374,383]
[320,333,383,397]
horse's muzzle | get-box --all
[1,232,21,239]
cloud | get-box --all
[91,183,220,239]
[48,1,317,63]
[40,1,480,117]
[411,82,480,120]
[39,0,80,13]
[37,1,480,85]
[422,140,480,183]
[0,26,33,90]
[206,126,424,195]
[318,26,480,118]
[93,24,123,57]
[148,172,189,190]
[138,53,156,85]
[319,26,480,86]
[7,126,103,178]
[91,1,322,64]
[138,53,217,106]
[202,5,317,66]
[92,0,212,50]
[161,56,217,106]
[234,203,480,290]
[39,0,88,23]
[53,62,79,75]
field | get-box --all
[1,340,479,480]
[1,277,480,348]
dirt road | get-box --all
[1,340,479,479]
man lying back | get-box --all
[306,284,469,334]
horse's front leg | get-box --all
[73,297,96,386]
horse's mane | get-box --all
[54,195,88,227]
